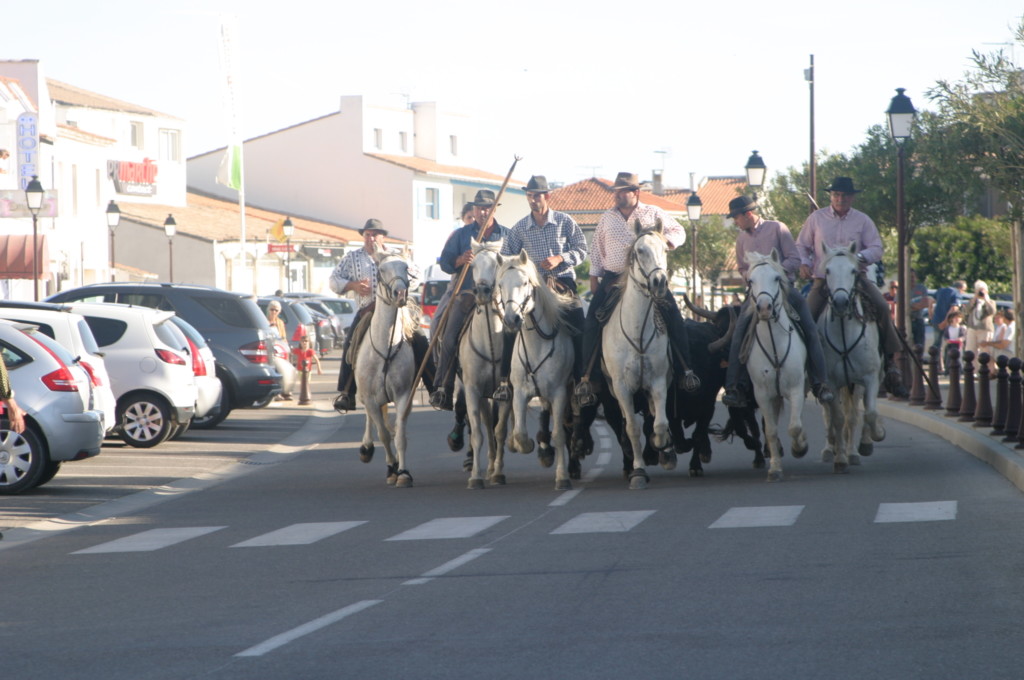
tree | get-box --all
[913,216,1012,293]
[667,215,736,303]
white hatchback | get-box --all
[60,303,198,448]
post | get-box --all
[109,227,116,282]
[31,213,39,301]
[285,237,292,293]
[168,238,174,282]
[895,143,910,394]
[807,54,816,215]
[690,222,698,301]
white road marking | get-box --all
[550,510,655,534]
[235,600,382,657]
[549,489,582,506]
[874,501,957,523]
[709,506,805,529]
[230,522,367,547]
[72,526,226,554]
[403,548,492,585]
[385,516,509,541]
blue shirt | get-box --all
[502,210,587,282]
[438,220,510,293]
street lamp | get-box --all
[106,200,121,282]
[282,217,295,292]
[686,192,703,304]
[163,213,177,282]
[886,87,917,395]
[24,175,44,301]
[744,150,766,199]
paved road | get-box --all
[5,357,1024,679]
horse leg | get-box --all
[649,379,676,471]
[862,377,885,445]
[820,395,836,463]
[359,397,376,463]
[392,395,413,488]
[375,403,399,485]
[787,387,808,459]
[611,387,648,490]
[484,398,506,486]
[495,399,511,475]
[759,393,785,482]
[510,390,534,454]
[465,388,487,489]
[829,394,850,474]
[536,405,554,469]
[552,390,572,491]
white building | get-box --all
[187,95,529,272]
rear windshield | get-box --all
[288,302,314,324]
[154,319,186,351]
[75,319,102,355]
[118,292,176,312]
[320,299,354,314]
[169,316,208,348]
[25,328,79,366]
[83,316,128,347]
[194,295,264,329]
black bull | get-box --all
[571,303,767,478]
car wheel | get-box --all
[119,394,173,448]
[191,383,231,430]
[35,459,62,488]
[0,426,48,494]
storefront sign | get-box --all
[267,243,295,253]
[0,189,59,218]
[107,158,158,196]
[16,112,40,191]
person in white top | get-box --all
[981,309,1015,364]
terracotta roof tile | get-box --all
[548,178,688,223]
[46,78,179,119]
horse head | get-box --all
[629,219,669,298]
[745,249,787,321]
[823,242,860,316]
[497,250,536,332]
[374,251,410,308]
[470,237,502,306]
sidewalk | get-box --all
[876,371,1024,494]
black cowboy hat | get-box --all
[523,175,550,193]
[472,189,498,207]
[727,195,758,218]
[608,172,640,191]
[826,177,863,193]
[359,218,388,236]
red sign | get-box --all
[268,243,294,253]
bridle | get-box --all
[627,231,668,298]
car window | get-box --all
[288,302,314,324]
[119,293,176,312]
[75,319,102,355]
[0,340,32,370]
[169,316,208,349]
[321,299,353,314]
[154,319,187,351]
[56,292,115,303]
[83,316,128,347]
[193,295,253,328]
[24,328,79,365]
[0,317,56,340]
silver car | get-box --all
[0,320,104,494]
[167,315,223,436]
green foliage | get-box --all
[912,216,1012,293]
[574,260,590,295]
[666,215,735,287]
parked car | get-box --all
[284,293,352,347]
[46,282,281,429]
[0,301,117,432]
[167,315,222,437]
[294,300,336,355]
[257,297,316,353]
[0,320,105,494]
[292,298,343,349]
[55,303,198,449]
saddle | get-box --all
[345,309,374,369]
[595,283,668,335]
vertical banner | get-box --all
[16,112,40,191]
[217,15,250,290]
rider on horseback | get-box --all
[720,196,835,408]
[795,177,909,399]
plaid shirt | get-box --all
[329,247,420,309]
[503,210,587,282]
[591,202,685,277]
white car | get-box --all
[59,303,198,448]
[0,320,105,494]
[0,301,117,432]
[167,315,222,436]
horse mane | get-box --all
[498,254,575,327]
[612,227,669,294]
[745,250,792,295]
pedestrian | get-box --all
[295,334,322,405]
[795,176,908,397]
[266,300,292,401]
[908,269,933,349]
[574,171,697,408]
[720,195,834,408]
[429,189,510,411]
[493,175,588,401]
[941,308,966,373]
[930,280,967,354]
[981,309,1015,366]
[962,279,996,357]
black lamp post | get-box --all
[106,200,121,282]
[744,150,766,200]
[24,175,44,301]
[686,192,703,303]
[886,87,917,389]
[282,217,295,292]
[163,214,177,282]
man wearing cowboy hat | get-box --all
[796,177,908,397]
[430,189,511,411]
[574,171,699,410]
[720,195,834,408]
[491,175,588,401]
[332,219,427,411]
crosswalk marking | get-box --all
[386,516,509,541]
[230,522,367,548]
[72,527,226,554]
[550,510,655,534]
[874,501,957,523]
[709,506,804,529]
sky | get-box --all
[5,0,1023,191]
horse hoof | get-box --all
[538,451,554,468]
[849,453,861,466]
[359,444,375,463]
[821,449,834,464]
[871,426,886,442]
[659,450,677,470]
[628,468,649,490]
[555,478,572,491]
[833,462,849,475]
[689,467,704,478]
[753,456,766,470]
[395,470,414,488]
[792,441,808,458]
[518,438,535,454]
[699,451,712,464]
[766,470,784,482]
[448,429,465,452]
[489,474,506,486]
[569,457,581,480]
[467,478,485,490]
[858,442,874,457]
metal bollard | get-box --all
[991,355,1010,435]
[959,350,977,422]
[1002,357,1021,443]
[945,346,962,417]
[925,346,943,410]
[910,344,926,405]
[974,352,993,426]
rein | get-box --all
[369,264,409,388]
[823,283,869,389]
[748,261,794,397]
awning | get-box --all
[0,234,51,279]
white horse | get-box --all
[461,239,512,489]
[497,251,574,490]
[354,249,418,487]
[818,242,885,473]
[602,221,675,490]
[745,250,809,481]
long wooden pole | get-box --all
[404,155,521,418]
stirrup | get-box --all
[334,392,355,413]
[812,383,835,404]
[884,367,908,398]
[492,381,512,402]
[430,388,453,411]
[573,379,597,409]
[721,387,747,408]
[678,369,701,393]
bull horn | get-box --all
[707,305,737,355]
[681,292,716,321]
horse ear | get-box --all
[770,248,780,263]
[518,249,529,265]
[847,241,858,256]
[654,218,664,233]
[633,219,643,236]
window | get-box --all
[373,128,383,150]
[159,129,181,162]
[399,131,408,152]
[130,121,144,149]
[449,135,458,156]
[424,188,439,220]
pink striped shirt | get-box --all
[591,203,685,277]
